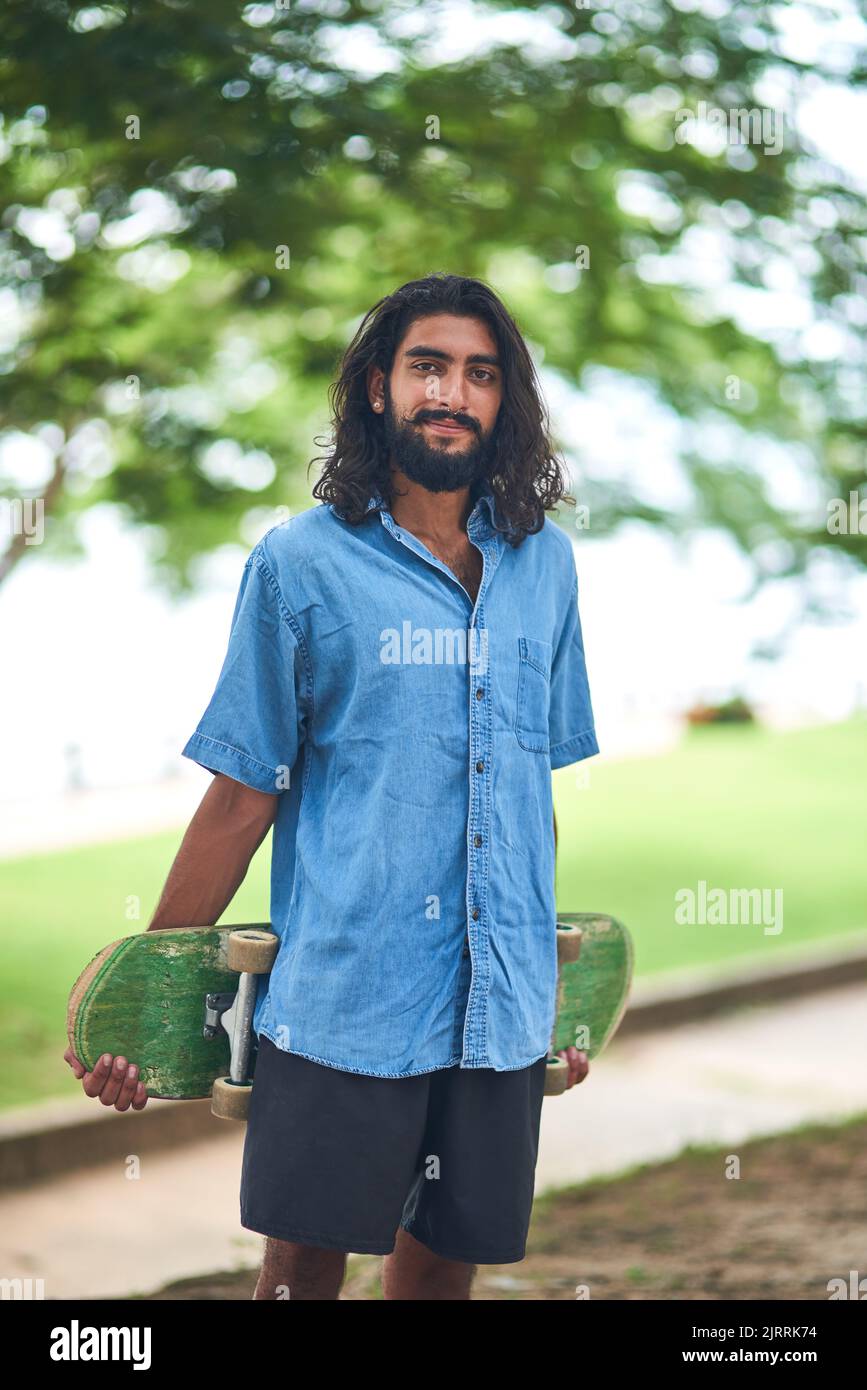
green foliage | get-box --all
[685,695,755,724]
[1,0,865,592]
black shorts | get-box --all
[239,1034,549,1264]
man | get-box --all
[64,272,599,1300]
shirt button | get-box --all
[475,688,484,700]
[474,834,482,847]
[472,908,480,920]
[475,760,484,773]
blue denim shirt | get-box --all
[182,480,599,1076]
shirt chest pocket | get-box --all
[515,636,552,753]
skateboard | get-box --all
[67,913,632,1117]
[67,924,278,1121]
[544,913,633,1096]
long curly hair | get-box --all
[309,272,573,544]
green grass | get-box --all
[554,715,867,974]
[3,717,866,1111]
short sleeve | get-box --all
[548,560,599,770]
[181,547,308,794]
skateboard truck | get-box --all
[203,988,257,1084]
[205,929,279,1121]
[203,992,236,1041]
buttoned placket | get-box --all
[372,492,504,1066]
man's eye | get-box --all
[413,363,495,381]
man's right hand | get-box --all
[64,1046,149,1110]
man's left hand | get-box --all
[556,1046,589,1088]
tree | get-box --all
[1,0,865,599]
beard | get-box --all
[381,383,497,493]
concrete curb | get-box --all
[621,930,867,1034]
[0,1092,219,1190]
[3,932,866,1190]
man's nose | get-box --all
[437,374,470,414]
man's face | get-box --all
[378,314,503,493]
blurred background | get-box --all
[0,0,865,1301]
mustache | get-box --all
[413,409,479,433]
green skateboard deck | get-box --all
[67,915,632,1109]
[545,912,634,1095]
[67,923,276,1113]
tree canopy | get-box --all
[1,0,865,602]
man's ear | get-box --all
[367,364,385,409]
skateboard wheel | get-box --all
[543,1056,569,1097]
[211,1076,252,1121]
[555,923,583,964]
[227,929,279,974]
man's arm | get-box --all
[147,773,278,930]
[64,773,278,1110]
[553,807,557,857]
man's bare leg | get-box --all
[253,1237,347,1300]
[381,1226,475,1300]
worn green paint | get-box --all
[70,927,241,1099]
[550,913,633,1058]
[71,915,631,1096]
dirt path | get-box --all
[123,1113,867,1301]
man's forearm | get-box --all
[147,774,277,931]
[553,808,557,858]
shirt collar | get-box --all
[362,478,502,538]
